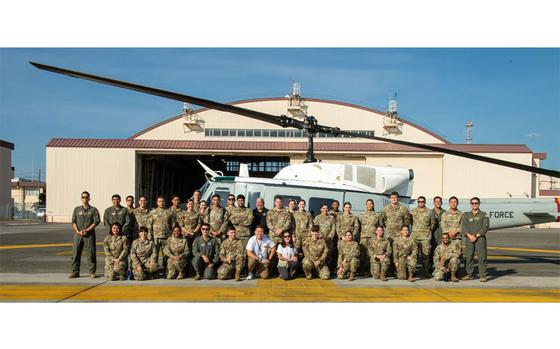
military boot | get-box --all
[349,272,356,281]
[177,272,186,280]
[451,271,458,282]
[235,270,241,281]
[68,272,79,278]
[305,273,313,280]
[407,268,414,282]
[380,272,386,282]
[462,275,473,281]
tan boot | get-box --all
[349,272,355,281]
[407,269,414,282]
[451,271,458,282]
[235,270,241,281]
[177,272,185,280]
[380,272,386,282]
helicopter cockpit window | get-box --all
[308,197,335,216]
[215,187,232,207]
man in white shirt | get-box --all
[246,225,276,280]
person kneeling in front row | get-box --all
[246,225,276,280]
[277,232,300,280]
[192,223,220,280]
[131,227,158,281]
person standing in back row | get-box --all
[461,197,490,282]
[411,196,436,278]
[104,194,131,241]
[69,191,100,278]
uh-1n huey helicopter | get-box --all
[30,62,560,230]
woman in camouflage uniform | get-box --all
[130,227,158,280]
[163,225,191,279]
[103,222,129,281]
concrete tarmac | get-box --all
[0,223,558,302]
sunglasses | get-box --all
[201,228,210,231]
[470,202,480,205]
[228,198,235,201]
[417,200,425,203]
[82,196,90,199]
[283,235,291,238]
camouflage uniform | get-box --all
[226,205,235,217]
[130,239,158,281]
[431,207,446,246]
[313,214,337,271]
[336,213,360,240]
[191,236,220,279]
[163,235,190,279]
[411,206,436,276]
[71,205,100,275]
[432,242,460,281]
[133,207,150,239]
[367,237,392,278]
[266,207,292,245]
[302,238,330,280]
[441,209,463,258]
[217,238,246,280]
[336,240,360,279]
[148,207,174,267]
[198,207,209,227]
[393,236,418,280]
[205,206,229,241]
[103,205,131,239]
[126,206,136,240]
[462,210,490,278]
[177,210,201,242]
[103,234,129,280]
[381,203,411,240]
[293,210,313,250]
[358,210,382,274]
[193,200,201,213]
[228,207,254,247]
[168,206,183,227]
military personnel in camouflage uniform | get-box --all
[293,199,313,253]
[411,196,437,278]
[178,199,201,243]
[359,199,382,276]
[313,204,337,272]
[393,226,417,282]
[103,194,131,240]
[266,196,292,245]
[206,194,229,241]
[168,195,183,227]
[148,196,174,269]
[226,194,236,216]
[433,233,460,282]
[302,226,330,280]
[70,191,100,278]
[329,200,342,223]
[462,197,490,282]
[133,196,150,240]
[336,202,360,240]
[440,196,463,262]
[130,227,158,281]
[217,227,245,281]
[431,196,446,248]
[337,231,360,281]
[367,226,392,281]
[228,194,254,248]
[103,222,129,281]
[382,192,411,275]
[192,189,202,213]
[163,226,190,279]
[198,200,209,225]
[191,223,220,280]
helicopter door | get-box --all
[246,183,265,208]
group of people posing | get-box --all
[70,190,490,283]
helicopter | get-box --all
[30,62,560,229]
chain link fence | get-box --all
[0,203,46,222]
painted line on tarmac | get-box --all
[0,284,558,302]
[0,242,103,250]
[488,246,560,254]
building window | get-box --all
[204,128,374,138]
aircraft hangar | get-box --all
[45,95,546,222]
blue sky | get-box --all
[0,48,558,179]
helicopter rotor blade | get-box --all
[30,61,560,178]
